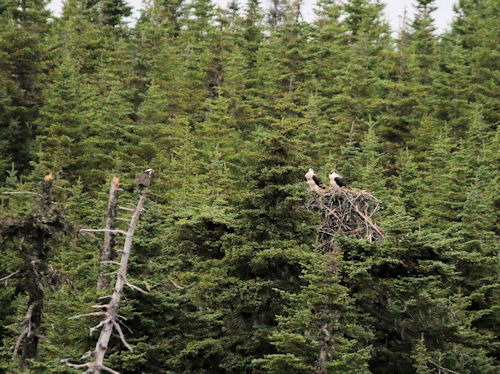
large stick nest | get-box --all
[306,187,383,251]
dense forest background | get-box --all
[0,0,498,372]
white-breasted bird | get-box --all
[328,169,347,189]
[305,168,326,192]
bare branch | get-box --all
[124,278,148,294]
[91,304,109,309]
[428,360,462,374]
[112,319,133,352]
[96,364,121,374]
[101,261,121,266]
[353,205,384,238]
[60,359,90,369]
[118,206,134,211]
[62,360,121,374]
[168,277,184,290]
[11,327,28,360]
[80,351,94,360]
[80,229,128,236]
[69,312,106,320]
[98,295,113,300]
[0,270,20,282]
[11,303,35,359]
[90,318,110,336]
[3,191,41,197]
[117,318,133,334]
[35,333,49,341]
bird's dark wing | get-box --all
[312,174,325,188]
[136,172,151,188]
[335,177,347,187]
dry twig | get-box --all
[0,270,20,283]
[11,304,35,360]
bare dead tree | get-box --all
[1,173,70,371]
[97,177,121,290]
[65,170,154,374]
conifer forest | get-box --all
[0,0,499,372]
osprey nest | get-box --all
[306,187,384,250]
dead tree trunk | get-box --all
[90,188,148,372]
[0,174,60,370]
[97,177,120,290]
[66,170,154,374]
[19,176,53,369]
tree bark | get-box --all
[97,177,120,290]
[19,177,52,370]
[90,188,148,373]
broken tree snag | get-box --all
[19,174,53,370]
[41,172,53,207]
[91,186,149,371]
[66,169,153,374]
[1,172,70,371]
[306,187,383,252]
[97,177,121,290]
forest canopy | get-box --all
[0,0,498,373]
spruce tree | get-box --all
[0,0,49,177]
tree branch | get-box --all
[11,303,35,359]
[69,312,106,320]
[96,365,121,374]
[117,206,134,211]
[0,270,20,282]
[353,205,384,238]
[11,327,29,360]
[60,359,90,369]
[91,304,109,309]
[80,229,128,236]
[90,318,110,336]
[112,319,133,352]
[124,278,148,294]
[101,261,121,265]
[168,277,184,289]
[2,191,41,197]
[428,360,462,374]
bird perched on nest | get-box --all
[305,168,325,192]
[135,169,154,189]
[328,169,347,189]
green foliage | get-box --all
[0,0,49,177]
[0,0,498,372]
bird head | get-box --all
[44,172,53,182]
[144,168,155,176]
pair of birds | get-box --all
[305,168,346,192]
